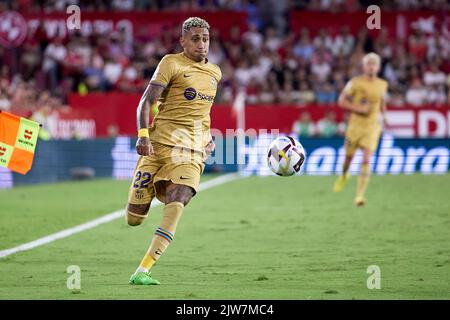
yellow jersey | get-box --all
[343,75,388,133]
[148,52,222,152]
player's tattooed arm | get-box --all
[338,92,369,115]
[205,139,215,158]
[136,83,165,156]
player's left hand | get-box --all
[205,139,215,158]
[136,137,154,156]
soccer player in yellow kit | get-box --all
[126,17,221,285]
[333,53,388,206]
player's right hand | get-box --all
[136,137,154,155]
[356,101,370,115]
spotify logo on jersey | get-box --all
[184,87,197,100]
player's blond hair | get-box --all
[182,17,210,34]
[362,52,381,66]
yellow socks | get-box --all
[138,255,156,271]
[342,163,350,176]
[134,202,184,274]
[356,163,371,199]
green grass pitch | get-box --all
[0,174,449,299]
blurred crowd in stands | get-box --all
[291,111,348,138]
[1,0,449,131]
[3,0,449,12]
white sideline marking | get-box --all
[0,173,240,259]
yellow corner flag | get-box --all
[0,110,41,175]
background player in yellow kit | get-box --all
[126,17,221,285]
[333,53,388,206]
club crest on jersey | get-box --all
[184,87,197,100]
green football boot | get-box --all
[129,271,160,285]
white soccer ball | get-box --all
[267,136,306,176]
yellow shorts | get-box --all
[127,142,205,206]
[345,128,381,155]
